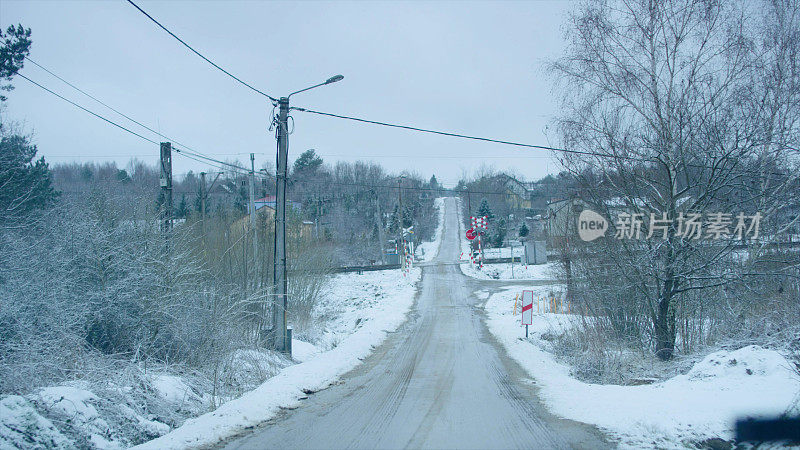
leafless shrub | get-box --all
[550,0,800,363]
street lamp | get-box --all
[287,74,344,98]
[272,75,344,355]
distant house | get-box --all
[545,197,587,246]
[301,221,314,239]
[255,195,302,213]
[231,202,313,243]
[231,204,274,240]
[500,175,533,210]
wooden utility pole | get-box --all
[200,171,207,239]
[199,171,221,242]
[249,153,258,271]
[397,178,405,270]
[315,196,320,238]
[159,142,173,234]
[373,190,387,264]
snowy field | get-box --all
[0,268,421,449]
[479,246,525,259]
[483,286,800,448]
[414,197,445,262]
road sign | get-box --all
[466,228,476,240]
[521,290,534,325]
[471,216,488,230]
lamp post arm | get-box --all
[288,82,326,98]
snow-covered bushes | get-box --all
[0,188,331,446]
[550,242,800,384]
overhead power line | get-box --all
[313,152,553,160]
[293,108,799,177]
[21,62,264,176]
[284,176,512,196]
[24,59,791,183]
[24,57,195,149]
[18,74,160,145]
[291,107,639,161]
[126,0,278,102]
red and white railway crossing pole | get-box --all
[469,216,488,269]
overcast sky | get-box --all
[1,0,572,187]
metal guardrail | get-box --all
[482,257,523,264]
[332,256,535,273]
[331,264,402,274]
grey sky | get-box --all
[1,0,571,187]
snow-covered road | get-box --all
[223,198,608,449]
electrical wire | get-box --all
[292,107,642,161]
[23,59,792,189]
[15,64,683,197]
[21,60,267,177]
[293,108,798,178]
[23,57,188,146]
[58,3,797,173]
[26,57,263,171]
[18,74,160,145]
[126,0,278,103]
[311,153,553,160]
[284,176,510,196]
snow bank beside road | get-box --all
[461,260,557,280]
[484,287,800,448]
[415,197,445,262]
[0,270,421,450]
[135,268,421,449]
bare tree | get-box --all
[551,0,799,359]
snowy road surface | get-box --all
[223,198,608,449]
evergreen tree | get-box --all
[493,218,506,247]
[233,180,248,213]
[292,149,323,176]
[428,175,439,190]
[80,164,93,181]
[1,24,32,102]
[388,204,401,234]
[402,207,413,229]
[0,130,58,223]
[176,194,188,218]
[477,198,494,221]
[115,169,130,183]
[519,221,529,238]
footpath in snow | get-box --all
[483,285,800,448]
